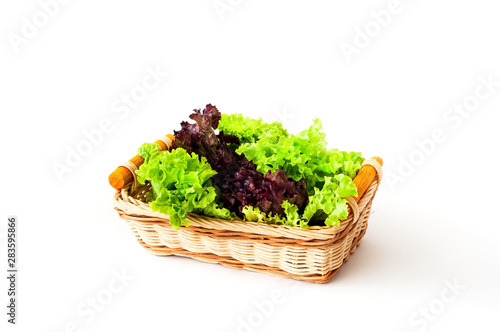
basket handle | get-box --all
[108,134,175,190]
[341,156,382,228]
[352,156,383,203]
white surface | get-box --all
[1,1,499,331]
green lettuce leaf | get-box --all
[136,144,219,229]
[241,201,303,227]
[241,206,285,225]
[201,202,239,220]
[281,200,301,227]
[301,174,358,228]
[241,206,268,223]
[137,142,161,163]
[236,118,364,193]
[218,113,288,144]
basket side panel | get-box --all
[116,178,379,283]
[123,190,375,278]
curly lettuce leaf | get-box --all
[236,118,364,193]
[136,145,218,229]
[281,200,301,227]
[301,174,358,228]
[138,142,161,163]
[218,113,288,144]
[241,206,285,225]
[241,201,302,227]
[241,206,267,223]
[202,202,238,220]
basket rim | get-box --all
[113,177,379,241]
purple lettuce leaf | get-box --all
[172,104,307,217]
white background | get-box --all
[1,1,499,331]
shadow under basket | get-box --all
[113,159,382,284]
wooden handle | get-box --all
[352,156,383,203]
[341,157,383,221]
[108,134,175,190]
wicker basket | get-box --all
[112,153,382,283]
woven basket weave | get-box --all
[113,157,381,283]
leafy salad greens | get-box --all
[135,104,364,230]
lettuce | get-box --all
[137,142,161,163]
[301,174,358,228]
[201,201,238,220]
[136,144,219,229]
[241,206,268,223]
[218,113,288,144]
[241,206,285,225]
[242,175,357,228]
[236,118,364,194]
[281,200,301,227]
[172,105,308,218]
[134,107,364,230]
